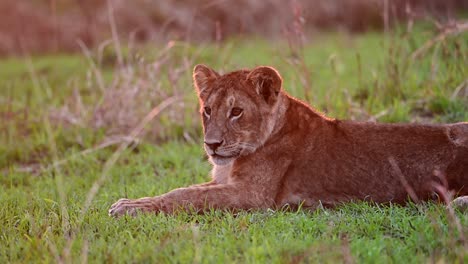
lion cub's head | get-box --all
[193,65,283,165]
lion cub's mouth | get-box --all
[211,153,237,159]
[210,153,238,165]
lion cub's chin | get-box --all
[209,155,236,166]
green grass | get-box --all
[1,24,467,263]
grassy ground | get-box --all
[1,24,467,263]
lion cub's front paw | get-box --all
[109,198,142,217]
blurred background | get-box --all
[1,0,467,56]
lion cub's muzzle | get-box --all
[204,139,223,153]
[204,138,241,163]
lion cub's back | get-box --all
[336,121,464,154]
[320,120,466,200]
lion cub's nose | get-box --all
[204,140,224,151]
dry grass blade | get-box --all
[389,157,467,258]
[431,171,466,245]
[51,95,182,262]
[340,234,354,264]
[77,40,106,92]
[411,21,468,60]
[26,56,73,263]
[42,136,139,173]
[49,37,195,144]
[80,238,89,264]
[450,80,468,101]
[106,0,123,67]
[80,95,182,217]
[45,236,61,263]
[388,156,419,203]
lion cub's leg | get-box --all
[189,180,218,187]
[109,183,269,217]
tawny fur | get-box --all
[109,65,468,216]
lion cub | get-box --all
[109,65,468,216]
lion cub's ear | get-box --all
[247,66,282,105]
[193,64,219,97]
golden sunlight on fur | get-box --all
[109,65,468,217]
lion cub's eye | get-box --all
[204,107,211,117]
[230,107,243,118]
